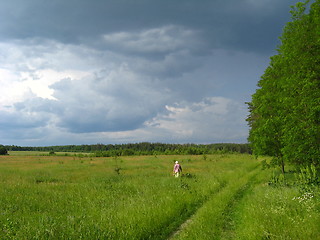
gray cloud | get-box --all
[0,0,304,146]
[142,97,248,143]
[0,109,46,129]
[48,67,171,133]
[102,25,206,57]
[0,97,54,142]
[0,0,299,53]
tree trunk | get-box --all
[281,159,285,174]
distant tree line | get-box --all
[4,143,251,156]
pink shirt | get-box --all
[174,163,181,173]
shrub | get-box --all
[0,145,8,155]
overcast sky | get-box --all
[0,0,302,146]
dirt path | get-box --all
[218,173,257,239]
[168,218,193,239]
[167,180,227,240]
[167,167,258,240]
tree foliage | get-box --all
[5,143,251,156]
[247,0,320,169]
[0,145,8,155]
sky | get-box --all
[0,0,302,146]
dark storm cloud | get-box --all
[48,72,171,133]
[0,97,53,130]
[0,0,305,146]
[0,0,299,53]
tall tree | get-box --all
[247,0,320,169]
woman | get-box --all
[173,161,182,177]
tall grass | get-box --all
[171,154,259,240]
[0,154,221,239]
[233,168,320,240]
[0,154,319,239]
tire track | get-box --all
[167,179,227,240]
[167,165,259,240]
[218,172,258,240]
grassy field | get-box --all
[0,153,319,239]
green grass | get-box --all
[0,154,319,239]
[233,173,320,240]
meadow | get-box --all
[0,153,319,239]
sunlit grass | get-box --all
[0,154,319,239]
[0,154,223,239]
[233,177,320,240]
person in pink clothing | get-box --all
[173,161,182,177]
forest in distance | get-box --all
[2,143,251,156]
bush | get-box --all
[0,145,8,155]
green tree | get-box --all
[280,0,320,166]
[247,0,320,169]
[247,55,286,173]
[0,145,8,155]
